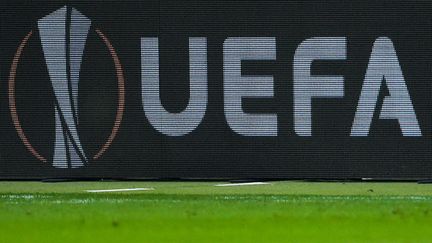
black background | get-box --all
[0,0,431,179]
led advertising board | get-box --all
[0,1,431,179]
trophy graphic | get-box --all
[38,6,90,168]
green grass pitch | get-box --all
[1,181,432,242]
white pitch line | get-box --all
[215,182,271,187]
[86,188,155,193]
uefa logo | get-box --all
[8,6,125,168]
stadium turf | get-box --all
[0,181,432,242]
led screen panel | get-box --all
[0,0,431,179]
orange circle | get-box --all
[8,29,125,162]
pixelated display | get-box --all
[0,1,431,179]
